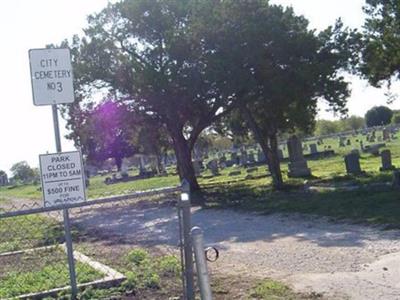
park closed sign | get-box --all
[39,151,86,207]
[29,48,74,106]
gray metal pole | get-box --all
[180,180,195,300]
[52,105,78,299]
[191,227,213,300]
[178,201,187,300]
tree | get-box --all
[360,0,400,86]
[365,106,393,127]
[392,111,400,124]
[343,115,365,131]
[10,161,35,183]
[63,0,235,191]
[135,117,171,174]
[67,99,137,171]
[202,3,353,188]
[314,120,341,136]
[313,116,365,136]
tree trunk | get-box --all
[171,130,201,192]
[266,134,283,189]
[241,105,284,190]
[115,156,122,172]
[155,152,164,174]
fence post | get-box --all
[178,179,195,300]
[191,226,213,300]
[63,209,78,299]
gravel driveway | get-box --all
[63,201,400,299]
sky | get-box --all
[0,0,399,175]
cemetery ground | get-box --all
[2,130,400,298]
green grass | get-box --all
[87,174,179,198]
[0,214,63,252]
[1,129,398,201]
[0,173,180,200]
[249,279,297,299]
[204,182,400,226]
[2,129,400,225]
[0,249,103,298]
[73,246,182,299]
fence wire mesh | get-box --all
[0,187,185,299]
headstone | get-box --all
[287,135,311,177]
[380,150,395,171]
[383,129,390,141]
[240,150,248,166]
[208,159,219,176]
[344,153,362,175]
[219,154,227,165]
[339,137,345,147]
[230,152,239,165]
[86,165,99,177]
[257,150,267,163]
[309,143,318,154]
[120,158,129,177]
[370,131,376,142]
[248,151,255,163]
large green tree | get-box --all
[63,0,235,191]
[201,3,354,189]
[360,0,400,86]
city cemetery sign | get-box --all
[29,48,74,105]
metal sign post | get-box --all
[52,104,78,299]
[29,48,79,299]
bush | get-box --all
[126,248,150,266]
[392,112,400,124]
[365,106,393,127]
[122,271,139,291]
[144,272,161,289]
[157,255,180,276]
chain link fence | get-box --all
[0,186,189,299]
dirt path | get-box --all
[67,201,400,300]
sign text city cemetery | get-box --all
[29,48,74,105]
[40,151,86,207]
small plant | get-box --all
[157,255,180,276]
[126,248,150,266]
[122,271,139,291]
[143,272,161,289]
[250,279,294,299]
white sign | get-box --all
[29,48,74,106]
[39,151,86,207]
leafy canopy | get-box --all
[361,0,400,86]
[365,105,393,127]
